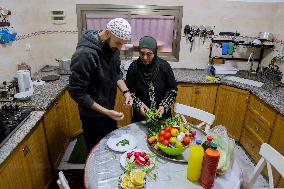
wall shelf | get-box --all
[209,39,274,71]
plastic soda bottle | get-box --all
[200,142,220,188]
[187,139,205,182]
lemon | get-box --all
[120,180,128,189]
[121,173,130,183]
[130,171,146,186]
[135,185,144,189]
[127,181,135,189]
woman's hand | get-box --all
[124,92,133,107]
[140,103,149,116]
[106,110,124,121]
[158,105,165,116]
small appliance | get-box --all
[17,70,33,93]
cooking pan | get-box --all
[258,32,274,41]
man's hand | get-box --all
[106,110,124,121]
[124,92,133,107]
[158,105,165,116]
[140,103,149,116]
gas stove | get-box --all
[0,104,34,147]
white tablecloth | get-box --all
[84,122,241,189]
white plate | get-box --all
[107,134,137,152]
[120,149,155,170]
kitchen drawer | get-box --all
[248,95,277,129]
[240,127,262,162]
[245,110,271,143]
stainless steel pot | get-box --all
[258,32,274,41]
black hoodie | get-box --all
[69,30,123,117]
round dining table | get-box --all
[84,122,242,189]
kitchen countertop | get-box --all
[0,67,283,165]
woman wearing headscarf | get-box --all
[126,36,177,122]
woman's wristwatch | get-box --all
[123,90,130,96]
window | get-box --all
[76,4,183,61]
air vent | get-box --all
[50,10,65,24]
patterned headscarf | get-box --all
[106,18,131,40]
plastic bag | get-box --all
[206,125,235,175]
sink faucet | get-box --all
[247,51,256,78]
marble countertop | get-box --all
[1,67,283,165]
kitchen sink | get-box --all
[224,76,264,87]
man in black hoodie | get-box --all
[69,18,133,151]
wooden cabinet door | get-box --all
[269,114,284,186]
[214,85,250,140]
[0,149,31,189]
[56,94,69,151]
[114,89,132,127]
[176,83,196,107]
[65,91,82,138]
[195,84,218,114]
[44,105,59,169]
[44,93,70,169]
[20,122,52,189]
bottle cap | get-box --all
[196,139,202,145]
[211,142,218,149]
[207,135,213,142]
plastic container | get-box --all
[202,135,213,151]
[187,139,204,182]
[200,143,220,189]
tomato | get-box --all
[161,139,170,146]
[164,126,172,132]
[164,131,172,140]
[159,130,166,137]
[182,136,191,146]
[159,136,165,143]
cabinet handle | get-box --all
[255,126,259,132]
[260,107,264,112]
[23,145,30,157]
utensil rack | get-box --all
[209,39,274,70]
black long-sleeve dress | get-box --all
[126,58,177,122]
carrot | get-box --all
[147,136,156,144]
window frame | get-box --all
[76,4,183,61]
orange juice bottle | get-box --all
[187,139,204,182]
[200,142,220,189]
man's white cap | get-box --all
[106,18,131,41]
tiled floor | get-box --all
[53,138,268,189]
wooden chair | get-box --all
[246,143,284,189]
[57,171,70,189]
[174,103,215,133]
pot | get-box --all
[258,32,274,41]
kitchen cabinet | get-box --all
[0,148,30,189]
[248,95,277,130]
[240,95,277,161]
[20,121,52,188]
[214,85,250,140]
[65,91,82,138]
[43,92,69,170]
[269,114,284,187]
[278,178,284,188]
[114,89,132,127]
[176,83,218,124]
[0,121,52,189]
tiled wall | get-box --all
[0,0,284,82]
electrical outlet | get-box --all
[25,43,31,51]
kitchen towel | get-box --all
[221,42,229,55]
[228,42,234,55]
